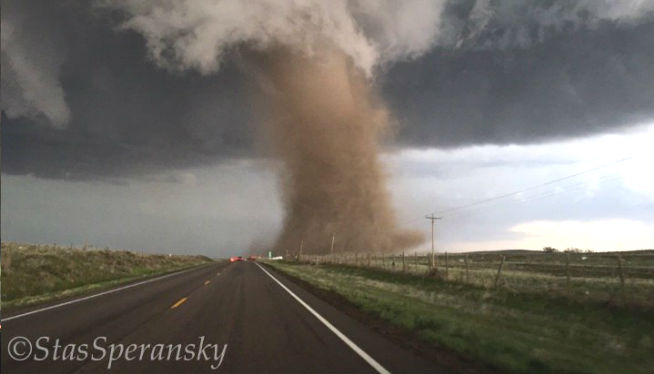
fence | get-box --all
[287,250,654,307]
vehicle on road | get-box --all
[229,256,244,263]
[247,255,258,261]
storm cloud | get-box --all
[1,0,652,180]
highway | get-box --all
[2,261,440,373]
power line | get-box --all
[431,157,632,216]
[441,173,624,220]
[425,214,442,268]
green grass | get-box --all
[1,242,214,310]
[267,261,654,373]
[300,250,654,308]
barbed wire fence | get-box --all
[287,249,654,308]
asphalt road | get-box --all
[2,261,441,373]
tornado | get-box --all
[251,49,423,254]
[105,0,426,254]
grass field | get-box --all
[1,242,214,310]
[267,251,654,373]
[297,250,654,309]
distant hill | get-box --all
[452,249,654,255]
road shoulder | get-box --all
[258,262,458,374]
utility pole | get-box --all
[299,239,304,261]
[330,233,335,255]
[425,214,442,270]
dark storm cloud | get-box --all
[1,0,652,180]
[383,19,654,148]
[2,1,254,180]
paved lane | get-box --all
[2,261,440,373]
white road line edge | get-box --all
[255,262,391,374]
[2,264,211,322]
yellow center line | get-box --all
[170,297,188,309]
[204,280,211,285]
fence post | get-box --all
[465,254,469,283]
[617,255,626,304]
[494,256,505,288]
[402,251,406,273]
[565,252,571,295]
[445,251,449,280]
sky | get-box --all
[1,0,653,257]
